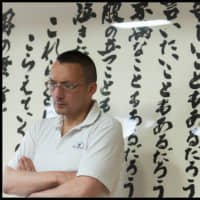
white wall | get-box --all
[3,2,200,197]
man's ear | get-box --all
[88,82,97,97]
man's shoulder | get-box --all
[95,112,123,138]
[88,111,124,152]
[99,111,121,127]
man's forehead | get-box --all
[50,61,83,72]
[49,61,85,82]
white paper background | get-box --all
[3,2,200,197]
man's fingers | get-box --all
[17,162,22,170]
[27,157,36,171]
[22,157,30,171]
[17,156,36,172]
[23,156,36,171]
[17,157,26,171]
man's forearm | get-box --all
[28,176,107,198]
[3,167,76,197]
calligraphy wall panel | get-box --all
[3,2,200,198]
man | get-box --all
[3,50,124,197]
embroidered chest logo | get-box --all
[72,142,84,150]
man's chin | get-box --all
[53,103,70,115]
[54,106,64,113]
[55,109,66,115]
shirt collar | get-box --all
[54,100,101,131]
[79,100,101,128]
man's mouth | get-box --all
[55,102,65,107]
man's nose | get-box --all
[54,86,65,99]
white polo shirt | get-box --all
[8,101,124,197]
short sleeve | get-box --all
[7,123,37,169]
[76,117,124,194]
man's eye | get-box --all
[63,83,71,88]
[49,82,56,86]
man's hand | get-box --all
[4,156,77,197]
[17,156,76,185]
[17,156,36,172]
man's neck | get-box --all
[61,101,94,135]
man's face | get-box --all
[49,61,95,117]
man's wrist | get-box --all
[54,171,77,185]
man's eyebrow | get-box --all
[49,78,71,84]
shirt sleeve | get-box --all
[7,123,37,170]
[76,117,124,194]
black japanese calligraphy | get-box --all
[102,2,124,24]
[73,3,96,25]
[42,17,60,118]
[2,8,16,112]
[184,5,200,196]
[98,20,120,112]
[2,8,15,36]
[152,3,180,196]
